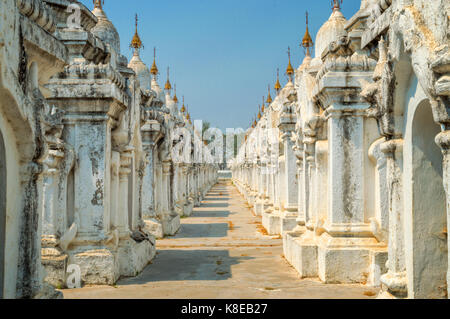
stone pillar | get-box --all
[315,102,382,284]
[193,164,200,207]
[379,139,407,298]
[110,152,120,230]
[304,141,315,230]
[182,164,193,216]
[255,161,267,216]
[283,133,298,212]
[154,161,162,221]
[314,140,328,228]
[188,165,195,205]
[118,147,133,238]
[172,163,182,216]
[273,158,281,214]
[294,140,306,230]
[40,149,67,287]
[286,138,319,278]
[41,150,64,247]
[436,131,450,299]
[140,122,164,239]
[327,112,365,228]
[161,160,180,235]
[141,145,154,220]
[367,138,389,287]
[279,129,298,232]
[368,138,389,243]
[265,150,274,213]
[60,116,120,285]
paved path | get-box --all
[62,180,379,299]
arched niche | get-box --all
[0,128,6,299]
[0,87,34,298]
[406,98,447,298]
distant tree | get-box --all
[202,121,211,136]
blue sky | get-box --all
[80,0,361,130]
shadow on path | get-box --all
[190,210,234,218]
[172,223,229,238]
[119,250,254,284]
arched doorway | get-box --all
[408,99,448,298]
[0,129,6,299]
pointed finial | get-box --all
[130,14,143,51]
[266,84,272,104]
[150,47,159,77]
[332,0,343,11]
[286,47,294,82]
[262,96,265,112]
[301,11,314,56]
[274,68,281,94]
[165,66,172,91]
[258,106,262,120]
[180,96,186,113]
[186,109,191,124]
[173,84,178,103]
[93,0,104,9]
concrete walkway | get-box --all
[62,180,379,299]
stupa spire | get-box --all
[180,96,186,113]
[286,47,294,82]
[301,11,314,57]
[130,14,143,54]
[150,47,159,79]
[93,0,104,9]
[266,85,272,105]
[173,84,178,103]
[332,0,343,11]
[165,67,172,91]
[261,96,265,114]
[275,68,281,94]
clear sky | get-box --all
[79,0,361,130]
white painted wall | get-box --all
[403,80,447,298]
[0,110,21,298]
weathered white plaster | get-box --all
[233,0,449,298]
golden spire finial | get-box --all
[286,47,294,82]
[274,68,281,94]
[332,0,343,11]
[180,96,186,113]
[173,84,178,103]
[165,66,172,91]
[93,0,104,9]
[150,47,159,77]
[261,96,265,113]
[258,107,262,120]
[186,109,191,124]
[301,11,314,56]
[266,84,272,104]
[130,14,143,51]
